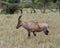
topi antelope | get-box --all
[16,15,49,37]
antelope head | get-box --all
[16,15,22,29]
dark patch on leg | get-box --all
[28,31,30,37]
[33,32,36,36]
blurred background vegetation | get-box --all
[0,0,60,14]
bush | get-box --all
[1,2,20,14]
[6,4,20,14]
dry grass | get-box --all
[0,9,60,48]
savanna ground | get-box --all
[0,9,60,48]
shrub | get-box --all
[1,2,20,14]
[1,1,20,14]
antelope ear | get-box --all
[18,15,22,20]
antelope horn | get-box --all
[18,15,22,20]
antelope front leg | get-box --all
[28,31,30,37]
[33,32,36,36]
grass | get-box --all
[0,9,60,48]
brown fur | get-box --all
[16,15,49,37]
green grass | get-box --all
[0,9,60,48]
